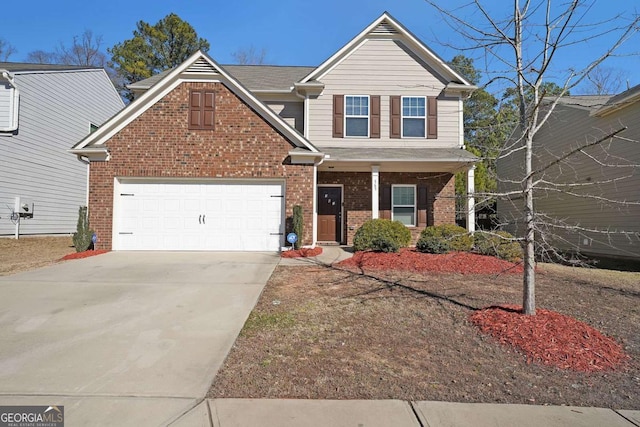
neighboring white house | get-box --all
[0,63,124,236]
[497,84,640,260]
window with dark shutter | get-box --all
[189,90,215,130]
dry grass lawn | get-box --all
[209,262,640,409]
[0,236,75,275]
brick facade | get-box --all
[318,171,455,245]
[88,81,314,250]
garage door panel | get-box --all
[115,181,284,251]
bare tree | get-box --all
[582,65,629,95]
[231,46,267,65]
[57,30,107,67]
[0,39,16,61]
[25,50,57,64]
[426,0,640,315]
[26,30,108,67]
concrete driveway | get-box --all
[0,251,279,425]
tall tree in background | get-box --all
[427,0,640,315]
[232,46,267,65]
[109,13,210,100]
[0,39,16,61]
[449,55,509,220]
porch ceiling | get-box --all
[318,147,478,173]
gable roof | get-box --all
[299,11,473,87]
[592,83,640,117]
[71,51,319,159]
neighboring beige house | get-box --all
[71,12,478,251]
[497,84,640,260]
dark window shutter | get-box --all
[370,95,380,138]
[390,96,401,138]
[189,90,215,130]
[333,95,344,138]
[203,91,215,128]
[379,185,392,219]
[427,96,438,139]
[189,91,203,128]
[417,186,428,227]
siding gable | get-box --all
[309,38,458,148]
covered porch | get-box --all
[314,148,477,245]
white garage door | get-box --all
[114,180,284,251]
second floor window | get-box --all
[402,96,426,138]
[345,95,369,137]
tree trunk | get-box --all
[523,130,536,315]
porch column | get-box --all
[371,165,380,219]
[467,165,476,233]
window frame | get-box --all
[344,95,370,138]
[401,96,426,138]
[391,184,417,227]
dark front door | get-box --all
[317,187,342,242]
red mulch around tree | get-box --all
[281,247,323,258]
[60,250,109,261]
[470,305,630,372]
[336,249,523,274]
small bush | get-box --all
[353,219,411,252]
[292,205,303,249]
[474,231,522,262]
[416,224,472,254]
[72,206,94,252]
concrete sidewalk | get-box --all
[278,245,353,266]
[169,399,640,427]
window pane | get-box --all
[403,118,425,137]
[393,186,415,205]
[346,117,368,136]
[402,97,425,117]
[346,96,368,116]
[393,207,415,226]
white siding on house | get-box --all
[0,69,124,236]
[497,101,640,259]
[308,38,462,149]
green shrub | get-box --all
[370,236,400,253]
[474,231,522,262]
[416,224,472,254]
[353,219,411,252]
[72,206,94,252]
[292,205,303,249]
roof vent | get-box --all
[371,21,398,35]
[186,58,219,74]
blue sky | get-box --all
[4,0,639,91]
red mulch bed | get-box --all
[281,247,323,258]
[60,250,109,261]
[470,305,630,372]
[336,249,523,274]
